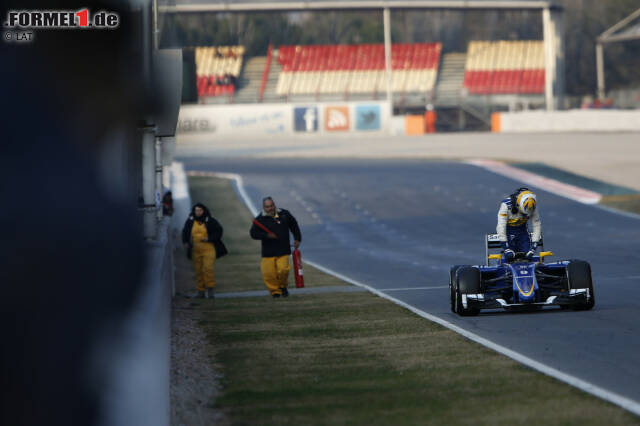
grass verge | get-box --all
[175,176,640,425]
[184,176,345,293]
[508,162,640,216]
[600,194,640,215]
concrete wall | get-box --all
[609,88,640,110]
[177,101,391,137]
[100,219,173,426]
[493,110,640,133]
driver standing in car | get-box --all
[497,187,541,261]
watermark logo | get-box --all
[4,9,119,43]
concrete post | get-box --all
[141,125,157,240]
[542,7,565,110]
[542,7,554,111]
[160,136,176,193]
[155,137,163,221]
[152,0,159,50]
[551,8,565,109]
[458,108,466,131]
[383,7,393,123]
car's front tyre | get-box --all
[567,260,595,310]
[455,266,481,316]
[449,265,463,313]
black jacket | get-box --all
[250,208,301,258]
[182,204,228,259]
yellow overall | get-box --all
[192,221,216,291]
[260,255,290,296]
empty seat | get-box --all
[463,40,545,95]
[195,45,244,99]
[274,42,442,96]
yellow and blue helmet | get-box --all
[517,191,537,216]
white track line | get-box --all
[181,166,640,417]
[302,259,640,417]
[467,160,640,222]
[467,159,602,204]
[378,286,449,291]
[187,171,257,215]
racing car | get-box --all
[449,234,595,316]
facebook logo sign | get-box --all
[355,105,381,131]
[294,107,318,132]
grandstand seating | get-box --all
[463,41,545,95]
[275,43,442,96]
[195,45,245,98]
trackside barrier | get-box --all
[405,115,425,135]
[177,101,391,137]
[390,116,405,135]
[491,112,501,132]
[98,218,173,426]
[492,110,640,133]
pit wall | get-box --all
[492,110,640,133]
[177,101,391,137]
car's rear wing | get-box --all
[485,233,545,265]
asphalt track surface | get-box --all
[179,156,640,407]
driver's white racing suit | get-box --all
[496,196,541,253]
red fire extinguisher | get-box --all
[292,248,305,288]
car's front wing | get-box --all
[462,288,591,311]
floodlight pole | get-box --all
[596,42,605,100]
[383,7,393,121]
[594,7,640,101]
[542,7,554,111]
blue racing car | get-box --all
[449,234,595,316]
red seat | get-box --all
[276,42,442,94]
[520,69,544,94]
[534,69,545,93]
[464,70,492,94]
[491,70,507,94]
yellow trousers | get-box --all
[193,244,216,291]
[261,255,290,296]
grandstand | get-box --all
[274,43,441,100]
[165,0,564,113]
[195,45,245,100]
[169,1,565,130]
[195,40,546,115]
[463,41,545,95]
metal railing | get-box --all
[259,43,273,103]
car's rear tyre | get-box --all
[567,260,595,310]
[455,267,481,316]
[449,265,463,313]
